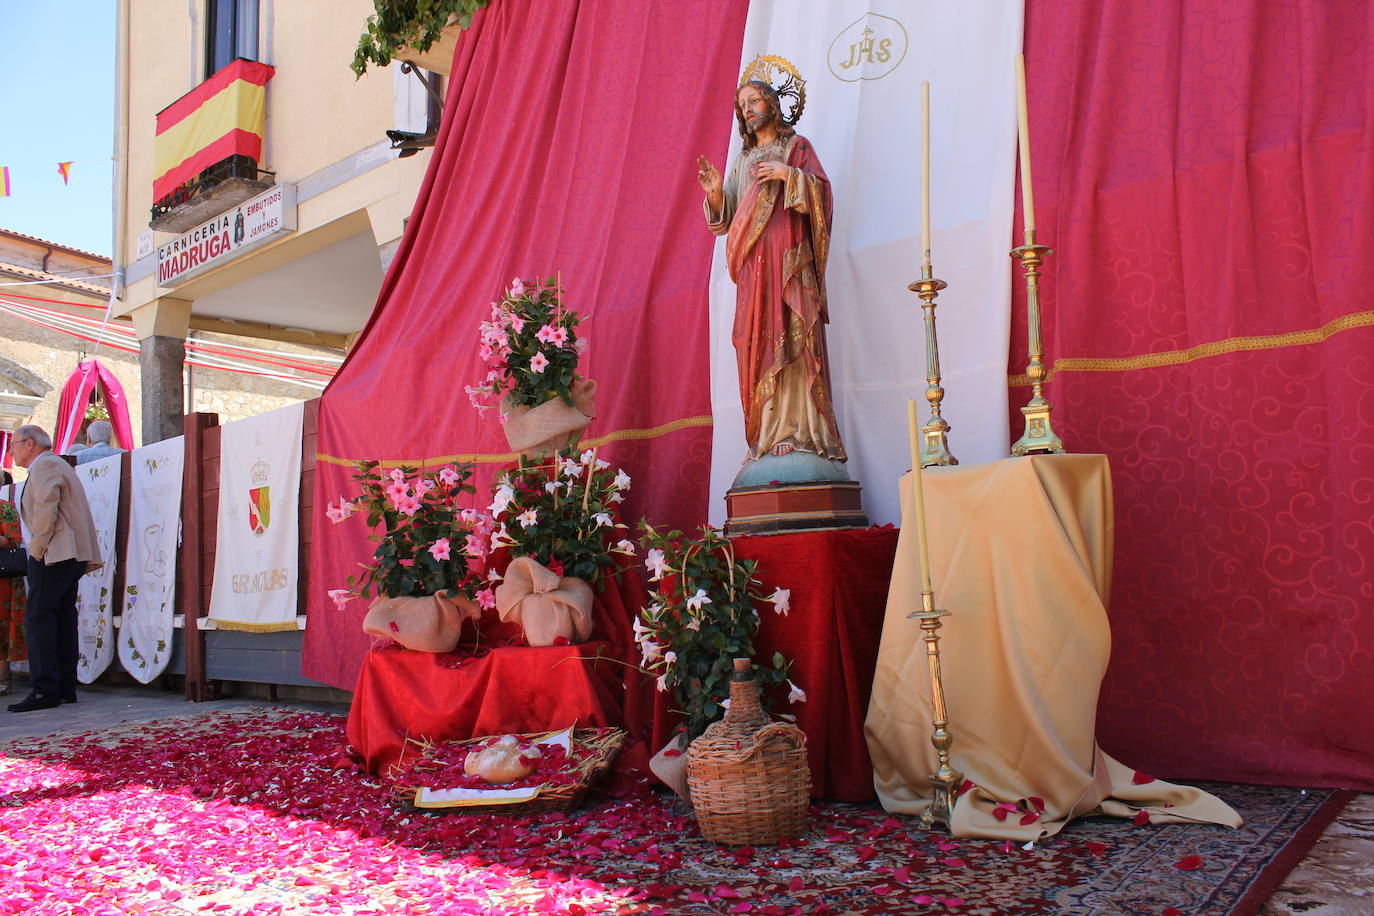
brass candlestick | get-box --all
[1010,229,1065,455]
[907,267,958,467]
[911,589,962,832]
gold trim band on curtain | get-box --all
[205,618,300,633]
[317,414,714,469]
[1008,310,1374,387]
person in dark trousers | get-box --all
[8,425,102,712]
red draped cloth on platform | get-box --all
[650,528,897,802]
[1020,0,1374,789]
[349,562,653,775]
[304,0,750,689]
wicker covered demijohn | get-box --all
[686,658,811,845]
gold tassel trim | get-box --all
[204,618,301,633]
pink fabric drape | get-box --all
[303,0,750,689]
[53,360,134,452]
[1018,0,1374,789]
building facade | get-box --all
[0,228,331,460]
[116,0,438,442]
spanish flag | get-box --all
[153,58,274,202]
[0,166,10,197]
[57,162,72,185]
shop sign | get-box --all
[156,184,296,286]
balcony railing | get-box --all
[150,155,275,231]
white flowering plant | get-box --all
[635,523,799,742]
[484,445,634,585]
[325,460,491,606]
[466,276,585,411]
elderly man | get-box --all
[76,419,122,465]
[9,425,101,712]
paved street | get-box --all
[0,678,348,745]
[2,675,1370,913]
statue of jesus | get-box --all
[696,70,850,474]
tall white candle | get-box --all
[1015,54,1036,233]
[921,81,932,268]
[907,399,934,594]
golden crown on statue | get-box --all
[739,54,807,127]
[250,459,270,486]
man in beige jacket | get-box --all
[10,424,102,712]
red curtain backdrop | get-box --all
[1018,0,1374,789]
[303,0,749,689]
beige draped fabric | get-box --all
[864,455,1241,839]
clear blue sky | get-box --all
[1,1,115,258]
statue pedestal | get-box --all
[725,479,867,537]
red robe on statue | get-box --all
[710,134,847,461]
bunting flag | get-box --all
[153,58,274,203]
[57,161,72,185]
[0,167,10,197]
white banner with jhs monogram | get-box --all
[706,1,1025,525]
[207,402,304,632]
[120,436,184,683]
[76,453,122,683]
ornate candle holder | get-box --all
[907,267,958,467]
[910,589,963,832]
[1009,229,1065,456]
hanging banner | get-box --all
[207,402,303,632]
[119,437,184,683]
[706,1,1024,525]
[74,453,122,683]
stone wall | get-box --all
[0,314,325,458]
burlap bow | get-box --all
[501,378,597,458]
[494,556,595,646]
[362,591,481,653]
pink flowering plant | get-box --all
[326,460,492,605]
[635,524,800,741]
[466,276,585,411]
[486,446,635,585]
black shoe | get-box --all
[8,693,60,713]
[60,693,77,704]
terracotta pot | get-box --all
[361,591,481,653]
[493,556,595,646]
[501,378,596,458]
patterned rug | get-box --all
[0,709,1350,915]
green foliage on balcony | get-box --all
[352,0,493,76]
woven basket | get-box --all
[391,727,626,815]
[686,658,811,845]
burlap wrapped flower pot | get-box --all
[501,378,596,459]
[362,591,481,653]
[494,556,595,646]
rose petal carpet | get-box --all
[0,709,1350,915]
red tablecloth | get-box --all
[347,641,626,775]
[347,563,652,776]
[651,527,898,802]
